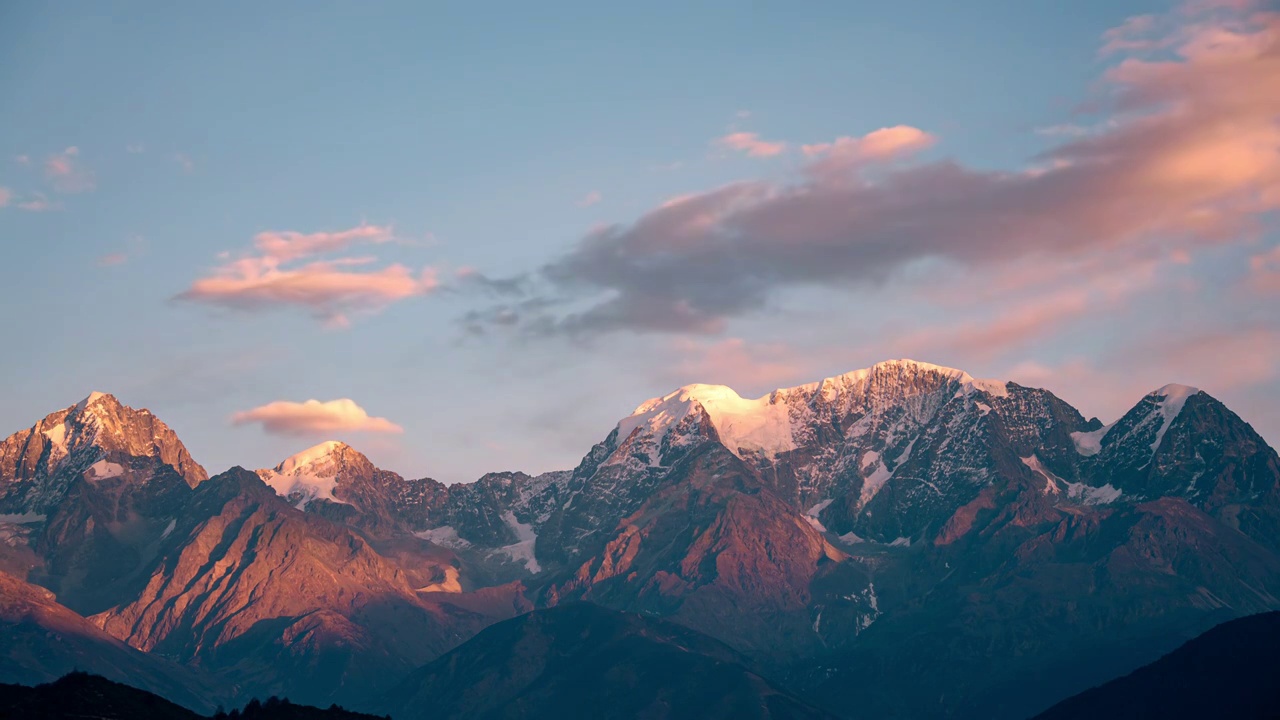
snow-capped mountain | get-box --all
[1,364,1278,720]
[0,392,206,516]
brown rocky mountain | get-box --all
[382,603,837,720]
[0,392,209,613]
[91,467,525,709]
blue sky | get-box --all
[2,0,1277,482]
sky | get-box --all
[2,0,1278,483]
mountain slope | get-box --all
[0,571,218,713]
[91,467,515,709]
[1033,611,1280,720]
[383,603,836,720]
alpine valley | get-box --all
[2,359,1279,719]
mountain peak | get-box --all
[259,441,370,509]
[273,440,354,474]
[75,391,113,412]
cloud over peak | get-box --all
[232,398,404,436]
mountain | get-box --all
[90,467,520,709]
[0,392,208,612]
[0,672,387,720]
[1033,611,1280,719]
[2,363,1278,719]
[253,440,564,583]
[0,570,218,713]
[382,603,836,720]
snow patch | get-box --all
[1021,455,1062,494]
[160,518,176,539]
[414,525,471,549]
[1066,482,1123,505]
[838,531,866,544]
[417,566,462,593]
[860,462,893,507]
[76,391,109,412]
[1071,424,1112,457]
[86,459,124,480]
[496,511,541,573]
[889,536,911,547]
[0,512,46,524]
[804,499,834,533]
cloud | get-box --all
[715,131,787,157]
[0,187,10,207]
[177,224,437,326]
[476,5,1280,336]
[577,190,603,207]
[97,253,128,267]
[14,155,30,166]
[252,225,395,264]
[232,398,404,436]
[173,153,194,172]
[44,146,95,193]
[126,143,145,154]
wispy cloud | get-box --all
[177,224,438,327]
[577,190,603,207]
[715,131,787,158]
[44,146,95,193]
[232,398,404,435]
[97,253,128,267]
[173,153,194,172]
[0,187,10,208]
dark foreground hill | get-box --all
[382,603,836,720]
[0,672,386,720]
[1033,611,1280,720]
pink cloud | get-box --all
[252,224,394,264]
[0,187,10,207]
[578,190,603,207]
[178,224,436,326]
[715,132,787,158]
[801,125,935,160]
[494,6,1280,336]
[232,398,404,436]
[173,153,194,172]
[97,253,128,267]
[44,146,94,193]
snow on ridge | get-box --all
[258,440,352,509]
[1149,384,1200,453]
[616,383,795,462]
[614,360,1008,465]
